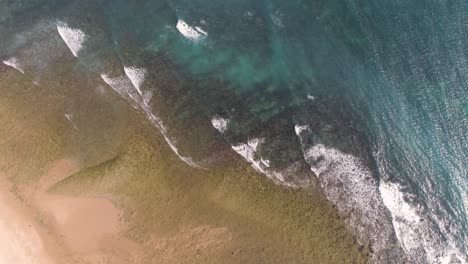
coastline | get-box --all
[0,64,369,263]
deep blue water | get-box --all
[0,1,467,263]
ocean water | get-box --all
[0,0,467,263]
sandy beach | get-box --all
[0,160,135,264]
[0,174,54,264]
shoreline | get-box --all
[0,62,369,263]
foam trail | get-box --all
[124,66,147,95]
[176,20,207,41]
[2,57,24,74]
[100,73,139,108]
[231,139,298,187]
[146,112,207,170]
[195,26,208,36]
[101,73,206,170]
[211,116,229,133]
[64,113,78,130]
[56,22,86,57]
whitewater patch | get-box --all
[2,57,24,74]
[379,182,422,253]
[176,20,207,41]
[307,94,316,101]
[124,66,147,95]
[260,158,270,168]
[296,121,467,263]
[380,181,467,264]
[100,73,140,108]
[231,139,299,187]
[232,138,265,173]
[298,139,398,262]
[294,124,309,137]
[56,22,86,57]
[211,116,229,133]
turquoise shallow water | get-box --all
[0,1,467,263]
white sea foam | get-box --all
[211,116,230,133]
[176,20,207,41]
[101,72,206,170]
[260,158,270,168]
[244,11,254,18]
[301,142,397,262]
[307,94,316,101]
[294,124,309,137]
[271,10,285,28]
[379,182,421,252]
[101,72,153,113]
[124,66,147,95]
[5,21,68,79]
[56,22,86,57]
[100,73,139,105]
[2,57,24,74]
[231,139,299,187]
[232,138,266,174]
[380,181,467,264]
[195,26,208,36]
[64,113,78,130]
[146,112,207,170]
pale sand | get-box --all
[39,195,121,253]
[0,174,54,264]
[0,159,135,264]
[1,159,234,264]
